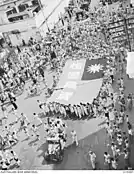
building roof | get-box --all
[21,0,30,4]
[0,0,17,6]
[0,0,30,7]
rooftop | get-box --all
[0,0,17,6]
[0,0,31,7]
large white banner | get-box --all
[48,59,102,104]
[127,52,134,78]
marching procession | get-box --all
[0,0,134,170]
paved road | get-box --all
[0,68,107,170]
[2,62,134,170]
[3,72,134,170]
[1,0,134,171]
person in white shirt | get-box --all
[77,105,82,119]
[12,108,19,122]
[120,78,124,87]
[123,140,129,154]
[104,152,111,169]
[2,149,11,167]
[128,127,133,142]
[79,103,85,117]
[111,143,117,158]
[37,100,43,109]
[21,113,30,125]
[69,104,75,117]
[2,125,10,136]
[111,157,118,169]
[73,105,79,118]
[33,113,42,125]
[31,124,40,140]
[60,105,67,118]
[1,105,8,119]
[123,150,130,169]
[89,151,96,169]
[10,150,21,167]
[8,133,16,146]
[1,160,8,170]
[44,103,49,116]
[19,118,30,138]
[56,116,63,126]
[126,115,129,123]
[12,130,18,143]
[117,136,123,148]
[71,130,78,146]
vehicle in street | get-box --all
[44,138,64,163]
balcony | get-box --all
[7,5,40,20]
[0,17,36,33]
[7,11,29,19]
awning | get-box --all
[7,11,28,18]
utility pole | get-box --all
[38,0,50,32]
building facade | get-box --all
[0,0,67,46]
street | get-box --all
[1,0,134,171]
[0,62,134,170]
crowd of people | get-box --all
[37,100,94,120]
[0,0,134,170]
[45,117,67,158]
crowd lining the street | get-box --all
[0,0,134,170]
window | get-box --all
[32,5,41,13]
[6,7,17,16]
[18,4,28,12]
[8,14,29,22]
[11,30,20,34]
[32,0,39,6]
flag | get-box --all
[48,59,105,104]
[81,58,107,81]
